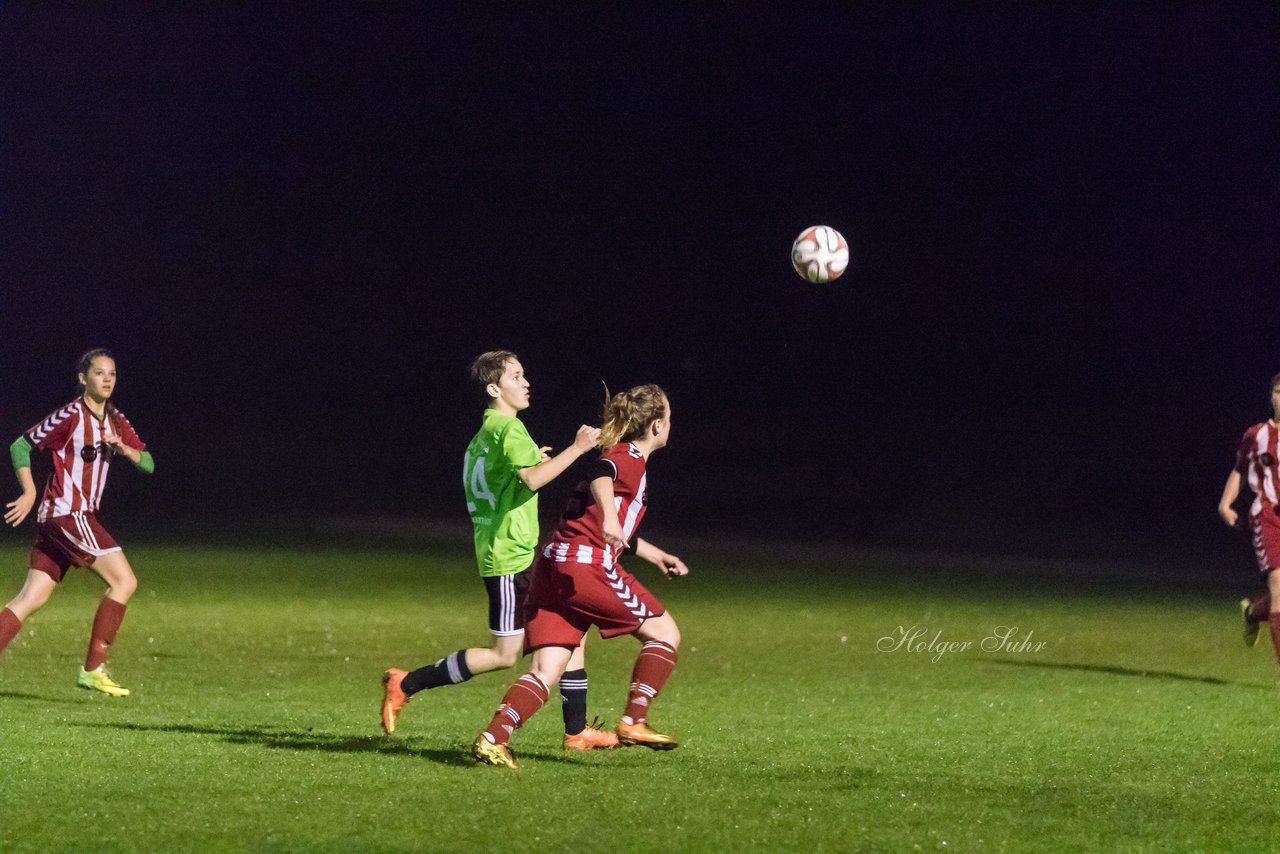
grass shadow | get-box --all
[979,657,1267,687]
[70,720,476,766]
[69,720,624,767]
[0,690,83,705]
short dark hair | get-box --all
[469,351,518,402]
[1271,372,1280,392]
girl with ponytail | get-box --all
[0,349,155,696]
[474,384,690,768]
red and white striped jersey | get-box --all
[1235,420,1280,516]
[25,399,146,523]
[548,442,649,566]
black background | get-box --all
[2,5,1276,570]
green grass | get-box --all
[1,541,1277,852]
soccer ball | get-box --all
[791,225,849,283]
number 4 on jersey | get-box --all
[466,454,497,512]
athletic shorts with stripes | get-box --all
[523,553,666,651]
[29,513,122,582]
[1250,505,1280,574]
[484,568,531,637]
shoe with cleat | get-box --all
[381,668,408,733]
[1242,599,1261,648]
[617,719,677,750]
[473,735,518,769]
[77,665,130,697]
[564,719,620,750]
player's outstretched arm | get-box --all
[1219,469,1242,529]
[5,436,37,527]
[519,425,601,493]
[633,538,689,577]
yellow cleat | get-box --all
[473,735,518,769]
[77,665,130,697]
[1242,599,1261,648]
[617,720,677,750]
[381,668,408,734]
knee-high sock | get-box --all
[482,674,549,746]
[85,598,126,671]
[623,640,678,725]
[0,607,21,656]
[560,668,588,735]
[1269,616,1280,667]
[402,650,473,696]
[1247,595,1271,623]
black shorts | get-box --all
[483,569,531,636]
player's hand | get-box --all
[539,446,552,463]
[573,425,602,453]
[4,492,35,527]
[103,435,139,463]
[659,554,689,577]
[1220,506,1239,529]
[602,521,628,552]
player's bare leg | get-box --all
[617,612,681,750]
[78,551,136,696]
[0,570,57,657]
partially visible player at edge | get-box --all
[474,383,689,769]
[1221,372,1280,659]
[381,351,618,749]
[0,349,155,696]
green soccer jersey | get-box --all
[463,408,543,577]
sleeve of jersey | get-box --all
[585,458,617,482]
[501,421,542,471]
[25,405,77,452]
[1235,430,1255,474]
[115,411,147,452]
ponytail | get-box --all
[598,383,668,448]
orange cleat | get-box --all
[617,720,678,750]
[381,668,408,734]
[564,725,620,750]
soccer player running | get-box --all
[1221,372,1280,658]
[0,349,154,696]
[381,351,618,749]
[474,383,689,769]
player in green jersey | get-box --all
[380,351,618,749]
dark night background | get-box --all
[2,5,1276,575]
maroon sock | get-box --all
[482,674,549,746]
[1247,595,1271,623]
[0,607,21,656]
[85,598,126,671]
[1269,618,1280,667]
[623,640,678,724]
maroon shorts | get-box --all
[523,554,666,651]
[1251,506,1280,574]
[29,514,121,582]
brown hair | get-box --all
[469,350,518,403]
[598,384,668,448]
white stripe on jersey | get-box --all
[620,472,646,542]
[1258,424,1278,506]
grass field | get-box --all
[1,539,1278,853]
